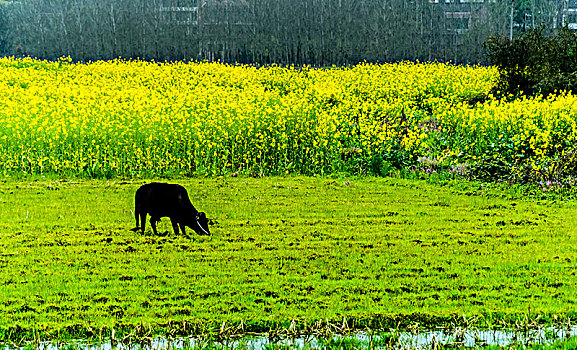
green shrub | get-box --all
[485,27,577,98]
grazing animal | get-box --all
[131,183,210,236]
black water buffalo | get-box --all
[131,183,210,236]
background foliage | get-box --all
[0,0,566,64]
[485,27,577,98]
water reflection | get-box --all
[11,326,577,349]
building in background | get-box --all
[566,0,577,29]
[430,0,496,34]
[159,0,254,60]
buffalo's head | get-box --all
[193,212,211,235]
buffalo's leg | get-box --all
[170,218,180,235]
[179,222,187,236]
[150,216,159,235]
[134,209,140,229]
[139,213,147,234]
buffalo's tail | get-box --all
[131,190,141,231]
[130,208,140,232]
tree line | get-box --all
[0,0,570,65]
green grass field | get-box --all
[3,57,577,349]
[0,176,576,345]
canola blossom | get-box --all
[0,56,543,179]
[436,93,577,181]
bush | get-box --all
[485,27,577,98]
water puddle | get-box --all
[7,325,576,349]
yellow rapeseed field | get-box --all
[437,92,577,182]
[3,56,571,181]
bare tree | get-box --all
[0,0,570,64]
